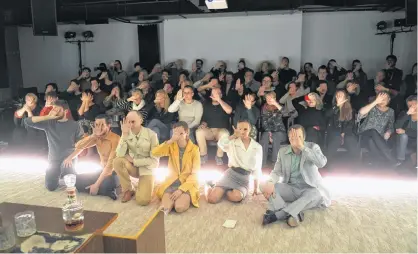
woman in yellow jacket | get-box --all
[152,121,201,213]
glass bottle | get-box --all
[62,174,85,232]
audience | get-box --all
[206,120,262,204]
[403,63,417,99]
[152,121,200,213]
[190,59,206,83]
[233,93,260,140]
[395,96,417,167]
[78,89,103,134]
[113,111,159,205]
[115,89,148,121]
[76,67,92,92]
[147,90,176,142]
[326,59,346,83]
[110,60,129,92]
[244,69,261,93]
[384,55,403,92]
[278,57,297,84]
[254,61,273,82]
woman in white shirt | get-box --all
[206,120,262,203]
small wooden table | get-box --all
[0,202,118,253]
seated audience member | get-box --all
[115,89,148,121]
[63,115,120,199]
[257,75,277,106]
[190,59,206,83]
[384,55,403,92]
[147,90,176,142]
[233,93,260,140]
[352,60,368,87]
[303,62,318,90]
[42,83,58,101]
[110,60,129,92]
[152,69,170,91]
[168,86,203,142]
[373,82,403,116]
[167,59,188,86]
[96,63,111,80]
[148,63,163,83]
[103,83,124,110]
[234,59,251,82]
[196,87,232,165]
[40,91,72,119]
[78,89,103,134]
[206,120,262,204]
[128,62,142,88]
[358,92,397,165]
[227,78,249,109]
[25,100,84,191]
[261,125,330,227]
[244,69,261,93]
[152,121,200,213]
[337,73,360,96]
[210,61,227,79]
[98,70,115,94]
[60,80,83,121]
[403,63,417,99]
[313,65,335,96]
[260,92,287,166]
[365,70,386,99]
[13,93,42,147]
[279,81,309,126]
[255,61,273,82]
[91,78,108,110]
[293,92,326,145]
[137,80,155,108]
[314,80,333,110]
[113,111,159,205]
[394,96,417,167]
[196,76,219,100]
[326,59,346,83]
[76,67,92,91]
[278,57,297,84]
[326,90,358,162]
[223,72,236,104]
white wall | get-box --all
[18,23,139,91]
[161,13,303,72]
[302,11,417,78]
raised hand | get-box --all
[346,72,354,80]
[120,118,131,136]
[210,90,221,102]
[229,125,239,140]
[258,85,266,97]
[48,107,61,119]
[175,89,184,101]
[346,83,357,94]
[235,79,243,91]
[407,104,417,115]
[375,93,387,105]
[336,92,348,107]
[191,63,197,73]
[243,95,253,109]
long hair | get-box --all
[308,92,323,110]
[155,89,170,112]
[335,90,353,121]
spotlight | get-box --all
[376,21,387,30]
[64,31,76,39]
[82,31,94,39]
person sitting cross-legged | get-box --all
[196,87,232,166]
[261,125,331,227]
[152,121,201,213]
[206,120,263,204]
[113,111,159,205]
[62,115,120,200]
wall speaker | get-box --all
[31,0,58,36]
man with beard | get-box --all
[63,115,120,200]
[25,100,84,191]
[190,59,206,83]
[75,67,92,92]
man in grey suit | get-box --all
[261,125,331,227]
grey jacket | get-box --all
[269,142,331,207]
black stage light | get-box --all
[82,31,94,39]
[376,21,388,30]
[64,31,76,39]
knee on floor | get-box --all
[136,196,151,206]
[226,190,243,203]
[45,181,58,192]
[174,204,189,213]
[207,193,222,204]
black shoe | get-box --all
[262,213,278,225]
[265,210,274,215]
[393,160,403,168]
[108,190,118,201]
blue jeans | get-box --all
[45,159,76,191]
[147,119,170,142]
[396,134,416,161]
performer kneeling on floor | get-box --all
[206,120,263,203]
[261,124,331,227]
[152,121,201,213]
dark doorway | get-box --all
[137,24,161,72]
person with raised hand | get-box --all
[261,125,330,227]
[206,120,263,204]
[358,91,397,166]
[62,115,120,200]
[152,121,200,214]
[233,93,260,140]
[113,111,159,205]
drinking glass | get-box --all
[0,222,16,250]
[14,211,36,237]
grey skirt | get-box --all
[215,168,250,197]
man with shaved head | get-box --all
[113,110,159,205]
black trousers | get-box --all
[45,159,76,191]
[75,171,119,200]
[360,129,396,164]
[305,127,323,146]
[327,131,358,159]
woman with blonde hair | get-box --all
[147,89,176,142]
[326,89,357,164]
[293,92,326,145]
[152,121,200,213]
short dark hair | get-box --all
[183,85,194,93]
[45,83,58,92]
[162,69,170,75]
[115,60,122,69]
[53,100,69,110]
[318,80,328,86]
[82,67,91,73]
[83,89,94,96]
[45,91,58,99]
[90,77,99,83]
[196,59,203,65]
[95,114,112,125]
[225,71,234,76]
[262,74,273,81]
[406,95,417,103]
[134,62,141,68]
[245,69,254,74]
[386,55,397,63]
[282,57,290,62]
[304,62,313,68]
[288,124,306,139]
[172,121,189,132]
[318,65,327,71]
